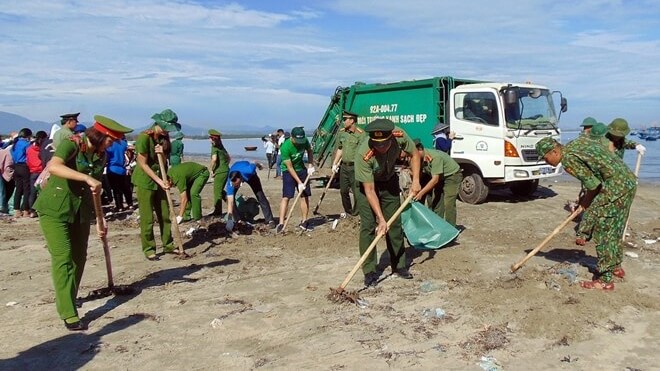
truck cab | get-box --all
[450,83,564,203]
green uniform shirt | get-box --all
[167,162,207,193]
[354,128,416,183]
[336,127,366,163]
[610,137,637,159]
[53,126,73,149]
[34,137,105,223]
[562,139,636,208]
[211,146,230,173]
[131,129,168,190]
[279,138,310,172]
[421,148,460,177]
[170,139,184,166]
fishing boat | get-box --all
[244,146,258,151]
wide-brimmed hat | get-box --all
[608,118,630,137]
[431,123,449,135]
[151,109,180,132]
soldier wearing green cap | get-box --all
[354,118,421,287]
[536,136,636,290]
[605,118,646,159]
[35,115,132,331]
[132,109,180,260]
[53,112,80,149]
[413,140,462,227]
[208,129,230,216]
[579,117,597,134]
[167,161,209,222]
[169,131,185,167]
[330,110,366,217]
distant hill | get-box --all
[0,111,53,134]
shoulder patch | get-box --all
[424,154,432,163]
[393,130,404,137]
[69,134,87,152]
[339,128,347,132]
[363,149,374,161]
[356,128,364,133]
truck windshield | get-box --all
[505,88,558,130]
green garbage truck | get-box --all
[310,76,567,204]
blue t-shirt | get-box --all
[106,139,128,175]
[224,161,257,196]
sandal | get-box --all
[580,279,614,290]
[146,254,159,261]
[613,267,625,279]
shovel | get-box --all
[157,152,187,256]
[510,206,583,272]
[279,171,312,234]
[623,152,642,242]
[312,157,340,215]
[86,192,134,299]
[330,192,415,298]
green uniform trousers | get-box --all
[587,189,636,282]
[184,169,210,221]
[426,171,462,227]
[136,186,174,256]
[212,170,228,214]
[39,213,90,322]
[339,163,358,215]
[356,178,406,274]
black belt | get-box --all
[342,161,354,166]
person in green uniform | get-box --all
[276,126,315,232]
[53,112,80,149]
[354,118,421,287]
[413,139,463,227]
[169,131,185,167]
[331,110,366,218]
[536,136,636,290]
[208,129,231,216]
[578,117,597,135]
[34,115,132,331]
[605,118,646,159]
[132,109,180,260]
[167,161,209,223]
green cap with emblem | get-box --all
[208,129,222,137]
[366,118,395,141]
[589,122,608,138]
[342,110,358,119]
[608,118,630,137]
[580,117,597,128]
[291,126,307,144]
[535,137,559,157]
[151,109,180,132]
[93,115,133,140]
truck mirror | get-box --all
[560,97,568,113]
[504,89,517,104]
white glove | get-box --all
[225,218,234,232]
[636,144,646,156]
[298,183,306,193]
[307,165,316,176]
[175,215,183,224]
[331,164,339,173]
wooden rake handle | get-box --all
[510,206,583,272]
[157,152,185,254]
[312,157,341,215]
[339,192,415,290]
[92,192,114,288]
[280,170,312,233]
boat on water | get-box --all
[244,146,258,151]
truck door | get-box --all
[450,90,504,179]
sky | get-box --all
[0,0,659,131]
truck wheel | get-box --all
[459,172,489,204]
[509,179,539,197]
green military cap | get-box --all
[535,136,559,157]
[170,131,184,140]
[208,129,222,137]
[589,122,608,138]
[60,112,80,120]
[342,110,358,119]
[151,108,180,132]
[93,115,133,140]
[580,117,597,128]
[366,118,395,141]
[608,118,630,137]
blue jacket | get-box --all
[224,161,257,196]
[10,138,30,164]
[106,139,128,175]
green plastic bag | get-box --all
[401,201,459,250]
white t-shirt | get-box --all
[263,140,275,154]
[277,135,285,154]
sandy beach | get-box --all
[1,160,659,370]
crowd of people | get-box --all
[0,109,647,331]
